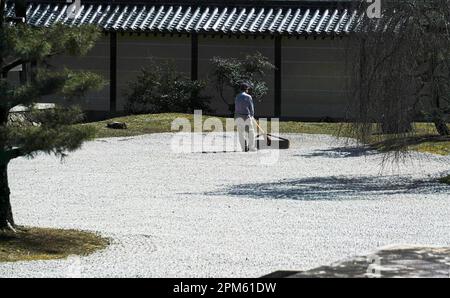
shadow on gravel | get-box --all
[295,146,378,159]
[206,176,450,201]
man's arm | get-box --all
[248,96,255,117]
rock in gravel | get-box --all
[269,245,450,278]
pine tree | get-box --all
[0,0,105,230]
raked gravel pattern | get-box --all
[1,133,449,277]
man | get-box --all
[235,83,257,152]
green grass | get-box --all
[410,142,450,156]
[82,113,449,155]
[83,113,351,139]
[408,123,450,155]
[82,113,192,138]
[439,175,450,185]
[0,226,109,263]
[279,121,351,136]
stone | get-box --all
[106,122,127,130]
[264,246,450,278]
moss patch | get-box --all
[439,175,450,185]
[81,113,195,138]
[82,113,449,156]
[0,226,109,263]
[410,142,450,155]
[83,113,352,139]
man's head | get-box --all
[240,82,251,92]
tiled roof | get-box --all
[5,1,360,35]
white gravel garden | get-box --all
[0,133,449,277]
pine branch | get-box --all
[1,58,23,75]
[6,125,95,158]
[8,69,105,108]
[1,24,101,77]
[2,106,95,158]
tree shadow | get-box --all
[295,146,378,159]
[206,176,449,201]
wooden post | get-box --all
[110,32,117,113]
[274,36,282,117]
[191,33,198,81]
[15,0,27,84]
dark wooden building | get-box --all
[5,0,361,120]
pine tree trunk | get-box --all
[0,0,14,229]
[0,163,14,230]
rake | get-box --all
[253,118,290,150]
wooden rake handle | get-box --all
[253,118,267,135]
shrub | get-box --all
[210,52,275,111]
[124,60,210,114]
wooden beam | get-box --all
[109,32,117,113]
[14,0,26,22]
[15,0,27,84]
[274,35,282,117]
[191,33,198,81]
